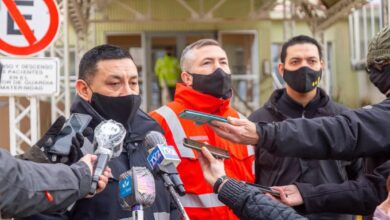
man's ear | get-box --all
[278,63,284,77]
[75,79,92,102]
[181,72,193,87]
[320,60,325,70]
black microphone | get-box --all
[144,131,190,220]
[89,119,126,195]
[145,131,185,196]
[119,167,156,220]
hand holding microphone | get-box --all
[89,120,126,195]
[78,154,112,196]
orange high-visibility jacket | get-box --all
[150,83,255,220]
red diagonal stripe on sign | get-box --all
[3,0,37,45]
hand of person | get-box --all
[198,147,226,186]
[271,185,304,207]
[18,117,67,163]
[377,196,390,216]
[376,176,390,216]
[208,117,259,145]
[79,154,111,196]
[35,116,66,150]
[66,127,93,165]
[35,115,93,165]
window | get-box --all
[271,43,284,89]
[349,0,382,69]
[219,31,259,114]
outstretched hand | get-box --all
[79,154,111,196]
[271,185,304,207]
[67,127,93,165]
[35,116,66,149]
[198,147,226,187]
[208,117,259,145]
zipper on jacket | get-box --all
[301,110,306,118]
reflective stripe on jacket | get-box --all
[150,83,254,220]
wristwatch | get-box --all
[213,175,228,194]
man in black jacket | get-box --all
[0,62,109,218]
[208,27,390,215]
[21,45,179,220]
[66,44,179,220]
[248,35,362,220]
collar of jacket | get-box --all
[174,83,231,114]
[70,95,163,143]
[264,88,331,119]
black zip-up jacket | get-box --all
[67,96,179,220]
[257,96,390,215]
[249,88,363,220]
[258,96,390,159]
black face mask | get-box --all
[91,93,141,126]
[190,68,232,99]
[283,66,322,93]
[368,64,390,94]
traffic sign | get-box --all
[0,0,60,56]
[0,57,59,96]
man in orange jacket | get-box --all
[149,39,254,220]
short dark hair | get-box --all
[78,44,133,83]
[280,35,323,64]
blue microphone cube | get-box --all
[147,144,181,169]
[119,176,133,199]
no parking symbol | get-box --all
[0,0,60,56]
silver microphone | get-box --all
[89,120,126,195]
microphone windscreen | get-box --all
[133,167,156,207]
[94,120,126,158]
[144,131,167,150]
[119,167,156,210]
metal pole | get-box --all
[30,97,38,145]
[9,97,16,155]
[64,0,70,118]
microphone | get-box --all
[144,131,190,220]
[119,167,156,220]
[89,119,126,195]
[145,131,185,196]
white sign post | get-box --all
[0,0,61,155]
